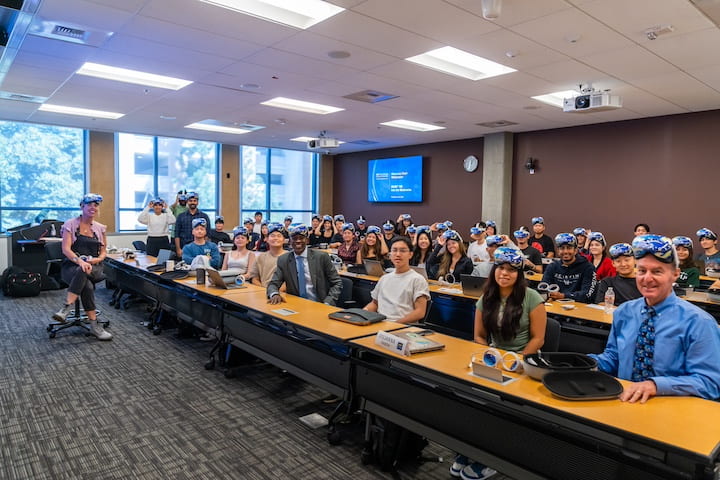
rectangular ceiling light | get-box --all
[261,97,344,114]
[290,136,344,144]
[76,62,193,90]
[197,0,344,29]
[186,122,254,135]
[531,90,578,108]
[38,103,124,119]
[406,46,516,81]
[380,119,445,132]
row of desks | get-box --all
[104,255,720,480]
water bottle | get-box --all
[604,287,615,314]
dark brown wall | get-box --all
[332,138,484,233]
[512,109,720,247]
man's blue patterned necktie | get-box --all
[296,255,307,299]
[632,305,657,381]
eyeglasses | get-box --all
[390,248,410,253]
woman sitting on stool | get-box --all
[52,193,112,341]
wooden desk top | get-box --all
[219,289,406,341]
[684,290,720,306]
[700,275,719,283]
[351,331,720,458]
[544,301,614,325]
[525,271,543,282]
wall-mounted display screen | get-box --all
[368,155,423,202]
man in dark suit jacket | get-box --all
[267,224,342,305]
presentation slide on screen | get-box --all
[368,156,422,202]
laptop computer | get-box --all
[206,269,247,290]
[363,259,386,277]
[146,249,172,271]
[410,265,429,280]
[460,274,487,297]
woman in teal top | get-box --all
[673,236,700,288]
[453,248,547,480]
[473,247,547,353]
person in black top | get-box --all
[513,228,542,273]
[381,220,401,251]
[243,217,260,250]
[427,229,473,282]
[530,216,555,258]
[355,216,368,243]
[209,216,231,245]
[594,243,642,305]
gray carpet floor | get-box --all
[0,286,516,480]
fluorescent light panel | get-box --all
[406,46,516,81]
[531,90,578,108]
[197,0,344,29]
[380,119,445,132]
[261,97,344,115]
[77,62,193,90]
[38,103,124,119]
[290,136,344,144]
[185,122,253,135]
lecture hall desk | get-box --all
[351,331,720,480]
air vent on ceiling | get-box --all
[347,139,379,145]
[0,90,47,103]
[28,19,113,46]
[343,90,398,104]
[475,120,518,128]
[52,24,86,40]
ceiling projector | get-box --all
[563,92,622,113]
[307,137,339,149]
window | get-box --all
[240,146,317,225]
[117,133,219,231]
[0,121,86,232]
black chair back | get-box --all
[132,240,147,252]
[543,317,561,352]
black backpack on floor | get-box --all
[1,266,42,297]
[366,415,428,471]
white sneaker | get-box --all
[450,455,470,477]
[90,322,113,341]
[460,463,497,480]
[52,304,73,323]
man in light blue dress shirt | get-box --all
[591,235,720,403]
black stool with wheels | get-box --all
[47,300,109,339]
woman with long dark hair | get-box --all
[426,229,473,281]
[356,226,388,264]
[673,236,700,288]
[452,248,547,480]
[410,227,432,267]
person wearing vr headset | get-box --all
[354,216,368,243]
[696,227,720,277]
[137,197,176,257]
[170,189,189,218]
[222,227,255,275]
[584,231,616,281]
[395,213,413,237]
[484,220,497,236]
[452,248,547,480]
[173,192,211,259]
[52,193,112,341]
[594,243,642,306]
[467,222,489,264]
[573,227,590,256]
[356,225,389,265]
[672,236,701,289]
[248,223,287,288]
[243,217,260,250]
[313,215,338,248]
[541,233,597,303]
[381,220,402,251]
[267,224,342,306]
[337,223,360,264]
[364,237,430,323]
[590,235,720,403]
[530,216,554,258]
[181,218,221,269]
[410,226,433,267]
[513,227,542,273]
[427,229,473,282]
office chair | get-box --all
[132,240,147,252]
[543,317,561,352]
[45,244,109,338]
[338,277,357,309]
[44,241,67,289]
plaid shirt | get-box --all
[174,209,211,247]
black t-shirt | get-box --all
[594,275,642,305]
[530,234,555,257]
[521,245,542,271]
[209,230,231,245]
